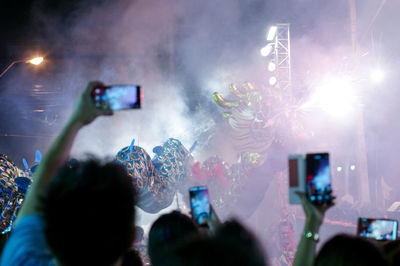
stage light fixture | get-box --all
[269,76,277,86]
[267,26,277,41]
[260,43,273,57]
[268,61,276,72]
[337,166,342,172]
[350,165,356,171]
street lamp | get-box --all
[0,56,44,78]
[27,57,44,65]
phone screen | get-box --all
[358,218,398,240]
[306,153,332,205]
[189,186,210,225]
[92,85,141,110]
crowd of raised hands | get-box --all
[292,192,396,266]
[0,81,399,266]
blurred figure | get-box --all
[383,239,400,266]
[163,219,268,266]
[215,219,267,264]
[134,226,151,265]
[122,249,144,266]
[0,82,139,266]
[315,234,387,266]
[148,210,199,265]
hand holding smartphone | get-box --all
[289,152,332,205]
[92,85,141,110]
[357,218,398,241]
[189,186,211,226]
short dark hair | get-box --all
[155,219,268,266]
[383,239,400,265]
[166,236,267,266]
[216,219,267,264]
[148,210,199,264]
[41,158,137,266]
[122,249,143,266]
[315,234,388,266]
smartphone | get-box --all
[305,153,332,205]
[288,154,305,204]
[189,186,210,225]
[92,85,141,110]
[357,218,398,241]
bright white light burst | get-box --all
[307,74,358,118]
[370,69,384,84]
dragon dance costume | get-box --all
[115,138,193,214]
[115,138,272,218]
[0,154,34,234]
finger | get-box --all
[105,109,114,116]
[324,196,336,207]
[96,106,113,116]
[295,191,306,198]
[87,81,104,89]
[203,217,216,233]
[295,191,308,205]
[210,205,219,219]
[326,202,335,209]
[101,109,114,116]
[84,81,104,97]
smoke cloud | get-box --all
[2,0,400,261]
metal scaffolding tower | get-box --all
[272,24,291,90]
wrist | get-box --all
[302,220,320,243]
[303,222,321,237]
[302,230,319,242]
[66,117,85,131]
[305,216,323,230]
[68,112,87,126]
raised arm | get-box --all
[16,81,112,223]
[292,192,334,266]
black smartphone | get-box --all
[92,85,141,110]
[357,218,398,241]
[189,186,210,225]
[305,153,332,205]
